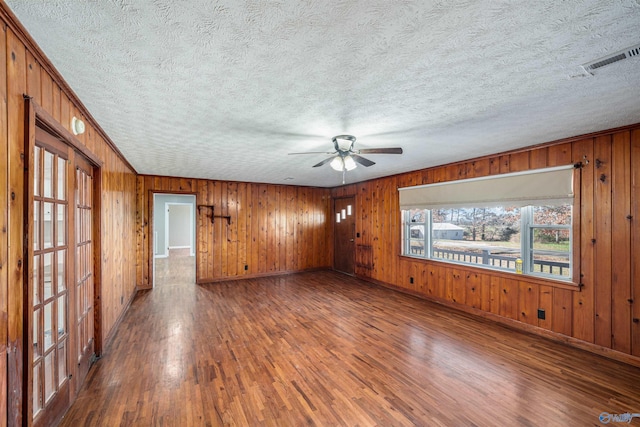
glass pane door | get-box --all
[32,144,69,419]
[75,158,95,384]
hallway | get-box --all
[60,271,640,426]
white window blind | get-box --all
[399,165,575,210]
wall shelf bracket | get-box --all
[197,205,231,224]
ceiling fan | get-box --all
[289,135,403,183]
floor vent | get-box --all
[582,42,640,74]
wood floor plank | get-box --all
[59,271,640,426]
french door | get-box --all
[28,125,96,426]
[74,155,95,388]
[31,128,71,426]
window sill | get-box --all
[399,254,580,292]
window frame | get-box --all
[402,204,574,282]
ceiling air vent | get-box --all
[582,42,640,74]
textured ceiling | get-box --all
[6,0,640,187]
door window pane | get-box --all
[57,205,66,246]
[43,202,53,249]
[33,309,40,360]
[33,363,42,415]
[44,150,53,198]
[34,146,40,197]
[58,342,67,386]
[44,352,55,402]
[57,157,66,200]
[34,201,40,250]
[33,254,40,306]
[43,253,52,300]
[57,250,66,292]
[44,302,53,351]
[58,295,66,338]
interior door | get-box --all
[74,155,95,390]
[30,127,71,426]
[333,197,356,275]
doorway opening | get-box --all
[153,193,196,287]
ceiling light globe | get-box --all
[330,157,344,171]
[343,155,357,171]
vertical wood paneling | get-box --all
[444,267,454,301]
[538,285,553,330]
[451,268,465,304]
[611,131,631,353]
[631,130,640,357]
[333,125,638,364]
[529,147,548,169]
[135,176,145,287]
[499,155,510,174]
[573,138,595,343]
[0,21,8,427]
[2,11,138,425]
[465,272,482,309]
[25,52,40,103]
[40,67,53,113]
[594,136,612,348]
[6,29,26,426]
[518,282,539,326]
[547,143,572,166]
[509,151,530,172]
[227,182,238,277]
[500,279,519,320]
[552,288,573,336]
[137,177,331,284]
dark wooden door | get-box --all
[333,197,356,275]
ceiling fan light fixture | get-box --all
[330,156,344,171]
[343,155,357,171]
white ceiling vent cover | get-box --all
[582,43,640,74]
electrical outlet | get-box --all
[537,309,545,320]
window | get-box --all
[403,204,572,280]
[399,166,575,281]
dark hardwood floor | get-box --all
[60,271,640,426]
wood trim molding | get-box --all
[1,3,136,173]
[360,274,640,369]
[27,97,102,167]
[196,267,330,285]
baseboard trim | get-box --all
[358,274,640,369]
[196,267,331,284]
[100,288,137,356]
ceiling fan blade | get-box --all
[288,151,335,155]
[312,157,336,168]
[357,147,403,154]
[351,154,375,167]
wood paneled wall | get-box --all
[1,6,138,425]
[333,127,640,363]
[136,176,332,287]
